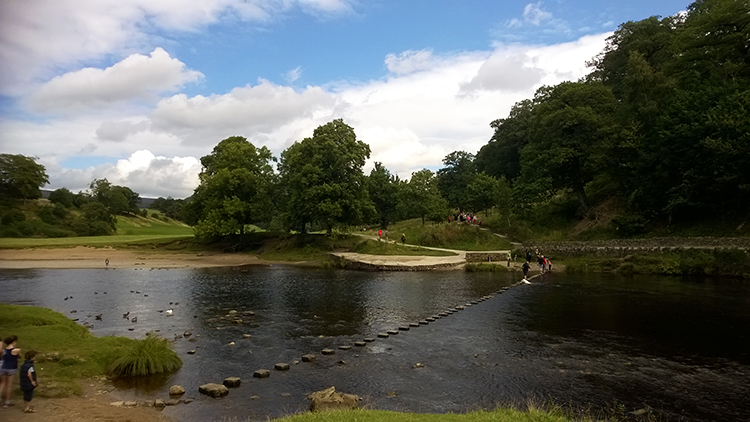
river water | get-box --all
[0,266,748,421]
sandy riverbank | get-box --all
[0,246,267,269]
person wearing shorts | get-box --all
[0,335,21,408]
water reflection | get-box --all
[1,268,749,421]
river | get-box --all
[1,266,748,421]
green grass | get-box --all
[465,263,513,272]
[374,219,513,251]
[351,240,457,256]
[255,233,363,262]
[274,408,569,422]
[0,304,182,397]
[108,334,182,377]
[0,214,194,249]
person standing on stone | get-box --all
[537,255,545,274]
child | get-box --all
[0,335,21,408]
[20,350,37,413]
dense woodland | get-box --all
[1,0,747,240]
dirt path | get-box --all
[5,381,172,422]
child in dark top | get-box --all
[20,350,37,413]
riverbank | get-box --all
[0,246,268,269]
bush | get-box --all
[108,334,182,378]
[1,209,25,225]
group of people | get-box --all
[377,229,407,245]
[0,336,38,413]
[450,212,481,225]
[521,249,552,279]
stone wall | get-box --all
[523,237,750,256]
[465,252,508,262]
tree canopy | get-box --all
[0,154,48,203]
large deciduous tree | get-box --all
[367,162,400,229]
[436,151,476,211]
[0,154,49,203]
[399,169,450,225]
[89,179,140,215]
[187,136,276,237]
[279,119,374,234]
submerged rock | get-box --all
[308,386,360,412]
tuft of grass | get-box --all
[108,334,182,378]
[352,240,456,256]
[0,304,182,397]
[274,408,569,422]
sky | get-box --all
[0,0,690,199]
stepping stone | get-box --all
[275,363,290,371]
[419,320,429,325]
[398,326,410,331]
[377,333,389,338]
[223,377,241,387]
[465,303,473,306]
[338,345,352,350]
[439,312,449,317]
[386,330,399,335]
[431,315,441,319]
[425,317,435,322]
[363,338,375,342]
[253,369,270,378]
[302,354,316,362]
[322,348,336,355]
[456,306,465,310]
[187,350,196,354]
[409,322,420,327]
[354,341,366,347]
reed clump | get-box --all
[108,333,182,377]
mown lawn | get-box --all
[370,219,513,251]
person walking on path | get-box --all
[401,233,406,245]
[522,261,530,279]
[385,230,389,242]
[19,350,37,413]
[507,254,511,267]
[0,335,21,408]
[378,229,383,241]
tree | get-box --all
[367,162,401,229]
[475,99,534,183]
[518,81,619,212]
[436,151,476,210]
[279,119,375,234]
[48,187,75,208]
[89,179,140,215]
[0,154,49,203]
[466,173,508,215]
[188,136,276,237]
[399,169,450,225]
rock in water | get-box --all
[223,377,241,387]
[169,385,186,396]
[198,383,229,397]
[308,386,359,412]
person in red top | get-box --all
[378,229,383,241]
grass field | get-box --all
[0,213,194,249]
[369,219,513,251]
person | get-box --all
[378,229,383,241]
[547,257,552,273]
[19,350,37,413]
[526,250,532,262]
[537,255,545,274]
[522,261,530,278]
[507,254,511,267]
[105,258,109,268]
[401,233,406,245]
[0,335,21,408]
[385,230,389,241]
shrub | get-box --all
[1,209,25,225]
[108,334,182,378]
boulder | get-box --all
[169,385,186,396]
[308,386,360,412]
[302,354,316,362]
[223,377,241,387]
[253,369,270,378]
[199,383,229,397]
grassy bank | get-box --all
[274,408,569,422]
[557,248,750,278]
[372,219,513,251]
[0,304,180,397]
[352,239,456,256]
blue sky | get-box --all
[0,0,689,198]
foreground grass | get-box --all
[274,408,569,422]
[0,304,180,397]
[374,219,513,251]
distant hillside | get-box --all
[41,189,157,208]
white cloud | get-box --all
[0,0,357,96]
[385,50,434,75]
[28,48,203,113]
[286,67,303,83]
[96,120,151,142]
[523,2,553,26]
